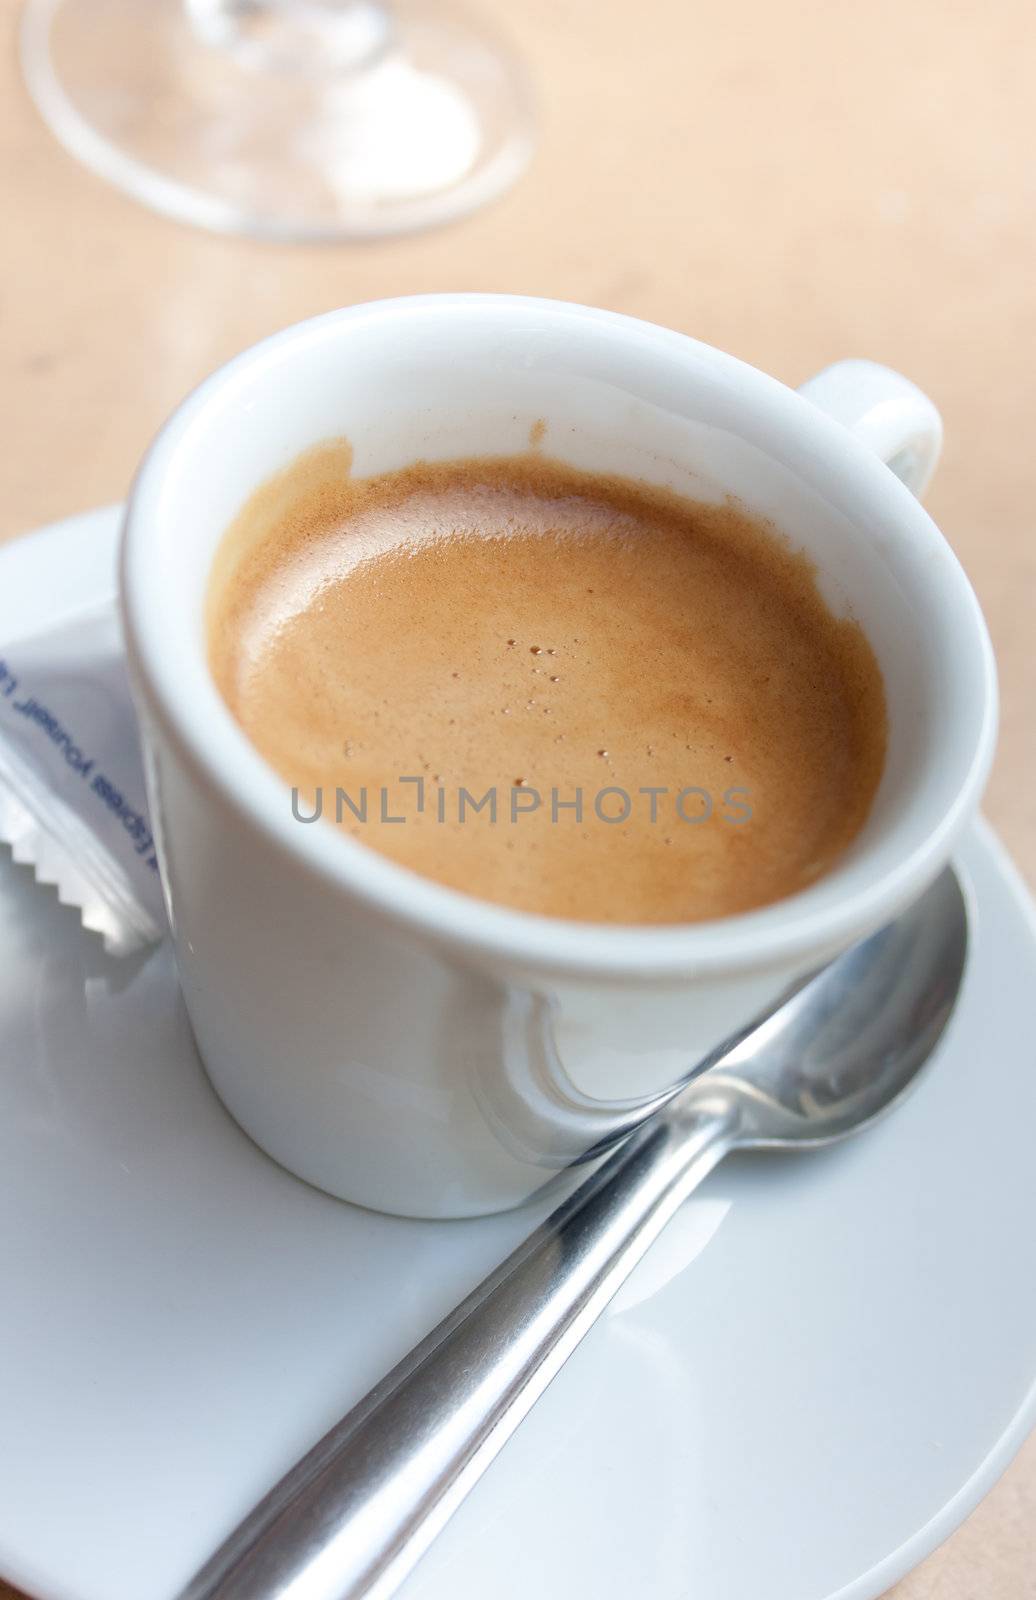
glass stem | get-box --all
[183,0,395,75]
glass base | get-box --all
[21,0,534,240]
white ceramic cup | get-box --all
[120,295,997,1218]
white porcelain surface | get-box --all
[0,508,1032,1600]
[119,297,997,1215]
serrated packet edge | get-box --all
[0,731,162,956]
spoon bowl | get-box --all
[702,867,968,1148]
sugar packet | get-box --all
[0,599,167,955]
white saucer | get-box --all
[1,509,1035,1600]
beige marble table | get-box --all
[1,0,1034,1595]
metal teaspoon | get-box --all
[181,867,968,1600]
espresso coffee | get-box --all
[207,444,886,924]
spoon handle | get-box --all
[180,1100,737,1600]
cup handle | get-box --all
[797,358,943,499]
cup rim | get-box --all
[120,293,998,980]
